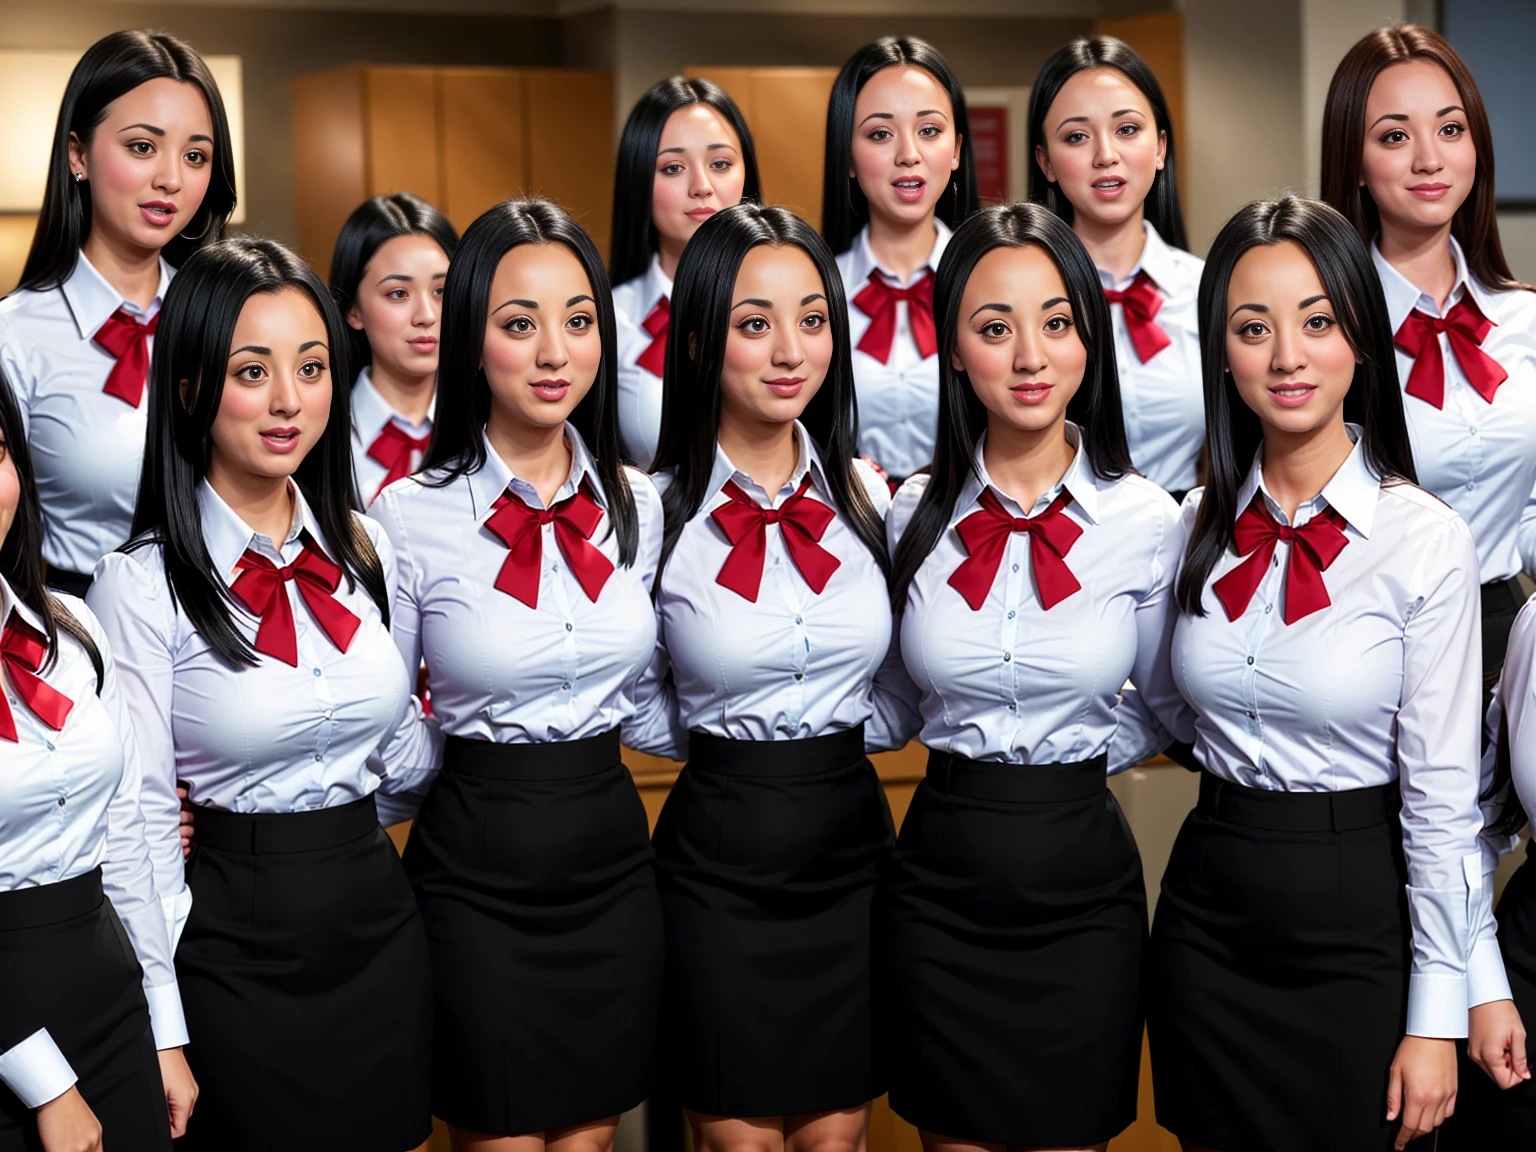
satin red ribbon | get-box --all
[852,270,937,365]
[0,612,74,742]
[636,297,670,377]
[711,475,840,602]
[1394,298,1507,408]
[1104,271,1172,364]
[1211,497,1349,625]
[484,481,615,609]
[948,488,1083,611]
[93,308,157,408]
[230,541,362,666]
[366,422,431,502]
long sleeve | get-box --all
[0,1030,76,1110]
[1517,471,1536,578]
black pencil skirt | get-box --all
[402,729,664,1136]
[174,795,432,1152]
[653,725,892,1118]
[881,752,1144,1148]
[0,869,169,1152]
[1148,772,1416,1152]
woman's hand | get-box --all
[177,783,194,858]
[1470,998,1531,1089]
[1386,1034,1457,1149]
[36,1086,102,1152]
[158,1046,199,1138]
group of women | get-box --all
[1,17,1535,1152]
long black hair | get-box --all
[609,77,761,288]
[129,237,387,668]
[890,202,1133,609]
[1175,196,1415,617]
[19,29,236,292]
[0,370,102,686]
[329,192,459,387]
[423,198,638,568]
[651,202,887,585]
[1027,36,1188,251]
[820,37,980,257]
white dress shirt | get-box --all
[836,220,951,480]
[1099,221,1205,495]
[612,255,673,470]
[369,425,663,746]
[627,422,915,759]
[86,481,441,917]
[0,579,186,1111]
[351,367,434,508]
[1372,239,1536,584]
[0,253,171,576]
[888,425,1185,770]
[1172,434,1487,1038]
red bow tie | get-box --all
[948,488,1083,611]
[0,612,74,742]
[484,481,614,609]
[1104,271,1172,364]
[636,297,670,377]
[1394,297,1507,408]
[93,308,158,407]
[712,476,840,602]
[1212,497,1349,625]
[366,422,431,502]
[230,540,362,666]
[853,270,937,365]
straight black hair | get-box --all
[329,192,460,386]
[609,77,761,288]
[1175,196,1415,618]
[0,369,102,686]
[19,29,236,292]
[651,202,887,586]
[820,37,980,257]
[423,198,638,568]
[128,237,387,668]
[1027,36,1188,252]
[890,202,1133,609]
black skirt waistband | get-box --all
[924,750,1109,802]
[686,724,866,777]
[44,567,92,599]
[193,793,379,854]
[1483,576,1525,612]
[443,729,621,780]
[0,867,104,931]
[1198,771,1400,833]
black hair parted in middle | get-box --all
[423,197,639,569]
[129,237,388,669]
[889,202,1133,610]
[650,202,887,586]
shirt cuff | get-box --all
[1406,973,1470,1039]
[144,981,189,1050]
[161,887,192,954]
[1468,935,1516,1009]
[0,1029,78,1110]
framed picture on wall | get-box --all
[962,87,1032,205]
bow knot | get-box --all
[366,422,432,501]
[636,296,670,377]
[1394,297,1506,408]
[1211,497,1350,625]
[484,480,614,609]
[0,612,74,742]
[93,308,158,407]
[947,489,1083,611]
[853,270,937,364]
[711,476,840,602]
[229,539,362,666]
[1103,271,1172,363]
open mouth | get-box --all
[1090,178,1126,199]
[530,379,570,402]
[892,178,926,203]
[1269,383,1316,407]
[140,200,178,226]
[260,427,301,453]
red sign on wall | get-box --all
[969,105,1009,204]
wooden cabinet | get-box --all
[292,66,613,279]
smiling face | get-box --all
[346,233,450,385]
[70,77,215,256]
[1359,59,1477,238]
[1224,240,1360,438]
[651,103,747,262]
[1034,67,1165,235]
[849,65,962,231]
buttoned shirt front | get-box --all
[612,255,674,469]
[350,367,434,507]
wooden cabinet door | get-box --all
[291,67,368,277]
[439,68,525,234]
[522,69,615,255]
[363,67,441,206]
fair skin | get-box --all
[849,66,962,284]
[1469,997,1530,1090]
[1221,240,1455,1152]
[68,77,215,310]
[1033,68,1167,282]
[652,104,747,280]
[1360,59,1477,311]
[345,233,449,427]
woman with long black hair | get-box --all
[821,37,978,483]
[86,237,437,1151]
[628,202,910,1152]
[370,198,665,1152]
[609,77,760,469]
[0,29,236,597]
[1147,196,1486,1152]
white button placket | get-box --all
[547,527,582,715]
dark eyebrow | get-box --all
[118,122,165,136]
[1041,296,1069,309]
[1055,115,1089,130]
[378,273,415,284]
[299,340,327,353]
[916,109,946,118]
[189,134,213,143]
[1299,294,1330,308]
[801,293,825,306]
[1228,303,1269,320]
[968,302,1012,320]
[230,345,269,357]
[492,298,539,313]
[658,143,737,156]
[1368,112,1408,129]
[733,298,772,310]
[857,112,893,127]
[567,294,594,307]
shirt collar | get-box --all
[196,478,322,581]
[0,575,45,636]
[60,250,173,341]
[1370,234,1496,329]
[1098,220,1189,293]
[960,422,1100,525]
[351,368,433,443]
[705,421,831,508]
[1236,423,1379,538]
[641,253,674,311]
[845,218,953,288]
[464,423,602,522]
